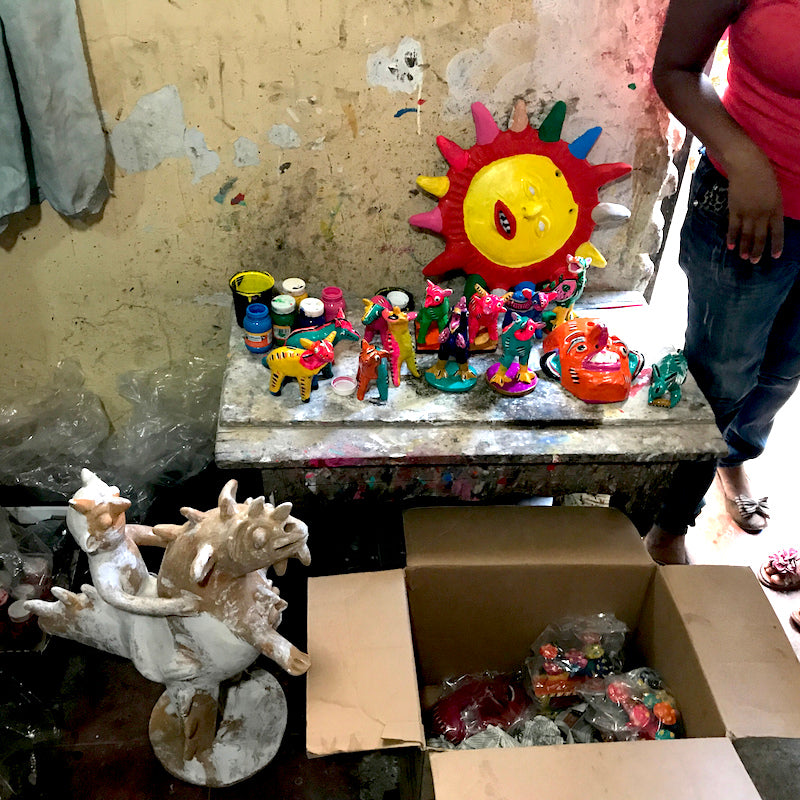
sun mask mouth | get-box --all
[494,200,517,240]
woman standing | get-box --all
[645,0,800,565]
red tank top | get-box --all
[714,0,800,218]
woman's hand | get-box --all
[725,145,784,262]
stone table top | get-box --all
[215,292,725,470]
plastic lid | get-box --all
[271,295,296,314]
[8,599,32,623]
[299,297,324,317]
[386,290,409,308]
[282,277,306,294]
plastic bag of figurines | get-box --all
[427,670,570,750]
[524,613,628,713]
[577,667,684,741]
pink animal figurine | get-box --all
[264,332,336,402]
[382,306,420,385]
[356,338,391,402]
[416,280,454,348]
[467,285,506,350]
[361,294,393,347]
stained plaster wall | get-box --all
[0,0,678,424]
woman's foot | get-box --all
[643,525,689,565]
[716,465,769,533]
[758,548,800,592]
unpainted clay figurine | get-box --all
[26,471,311,787]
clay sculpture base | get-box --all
[424,361,478,393]
[485,362,538,397]
[149,669,287,788]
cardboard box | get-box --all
[307,506,800,799]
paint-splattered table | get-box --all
[215,293,725,532]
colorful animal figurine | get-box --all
[467,285,506,350]
[486,313,542,396]
[361,294,394,348]
[425,296,477,392]
[539,317,644,404]
[285,309,360,382]
[648,350,689,408]
[26,473,311,787]
[263,333,336,402]
[382,306,420,385]
[501,282,557,338]
[416,279,453,350]
[356,338,391,402]
[540,254,593,331]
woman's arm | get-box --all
[653,0,783,262]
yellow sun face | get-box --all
[409,99,631,289]
[463,154,578,268]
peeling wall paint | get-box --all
[366,37,424,94]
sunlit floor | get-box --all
[650,172,800,661]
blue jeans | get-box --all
[656,154,800,534]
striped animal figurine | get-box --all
[263,332,336,402]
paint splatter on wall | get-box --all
[233,137,260,166]
[267,123,301,149]
[366,37,423,94]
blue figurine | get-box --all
[502,281,557,338]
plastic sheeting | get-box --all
[0,0,108,231]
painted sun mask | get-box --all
[409,99,631,289]
[539,318,644,404]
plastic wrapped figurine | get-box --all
[25,470,311,787]
[525,614,628,713]
[580,668,684,741]
[539,318,644,403]
[416,280,453,350]
[486,313,541,396]
[263,332,336,402]
[425,297,477,392]
[648,350,688,408]
[430,672,532,745]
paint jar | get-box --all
[242,303,273,354]
[270,295,296,346]
[229,270,275,327]
[321,286,347,321]
[377,286,415,311]
[294,297,325,330]
[281,277,308,305]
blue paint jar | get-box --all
[243,303,273,353]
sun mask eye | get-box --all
[494,200,517,240]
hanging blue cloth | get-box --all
[0,0,108,232]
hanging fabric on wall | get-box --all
[0,0,108,232]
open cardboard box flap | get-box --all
[657,564,800,738]
[427,737,762,800]
[306,569,424,756]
